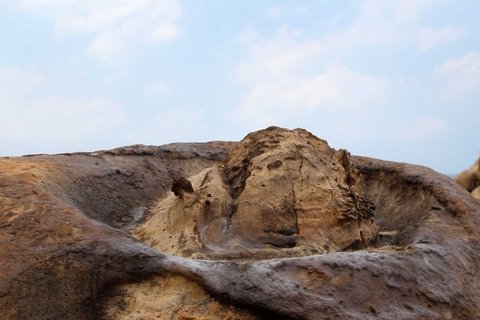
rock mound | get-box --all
[135,127,377,258]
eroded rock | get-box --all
[1,128,480,320]
[171,176,194,198]
[135,127,377,258]
[456,158,480,200]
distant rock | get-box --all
[456,158,480,200]
[472,186,480,199]
[1,128,480,320]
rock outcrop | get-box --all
[135,127,377,259]
[456,158,480,200]
[1,127,480,320]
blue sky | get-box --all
[0,0,479,173]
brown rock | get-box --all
[136,127,377,257]
[472,186,480,199]
[171,176,194,198]
[1,128,480,320]
[456,158,480,200]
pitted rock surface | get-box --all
[135,127,377,259]
[1,128,480,320]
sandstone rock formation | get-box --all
[135,127,377,259]
[456,158,480,200]
[1,127,480,320]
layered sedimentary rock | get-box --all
[456,158,480,200]
[1,127,480,320]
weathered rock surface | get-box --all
[135,127,377,259]
[456,158,480,200]
[1,127,480,320]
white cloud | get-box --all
[237,27,322,80]
[15,0,182,64]
[0,66,44,95]
[237,65,389,127]
[0,66,127,153]
[13,98,126,141]
[0,65,204,155]
[145,83,173,97]
[326,0,426,49]
[125,108,206,145]
[435,51,480,100]
[149,21,180,42]
[418,25,466,52]
[397,117,448,142]
[234,1,469,131]
[319,1,463,54]
[330,12,342,25]
[245,1,456,75]
[361,0,435,24]
[86,30,126,64]
[266,5,283,19]
[234,28,390,129]
[265,5,307,19]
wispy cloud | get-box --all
[234,0,467,139]
[15,0,182,65]
[125,108,207,145]
[236,27,322,80]
[0,65,205,155]
[0,66,44,95]
[234,25,390,129]
[417,25,466,52]
[0,66,127,153]
[145,83,173,98]
[435,51,480,100]
[397,117,448,142]
[322,0,463,53]
[265,5,307,19]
